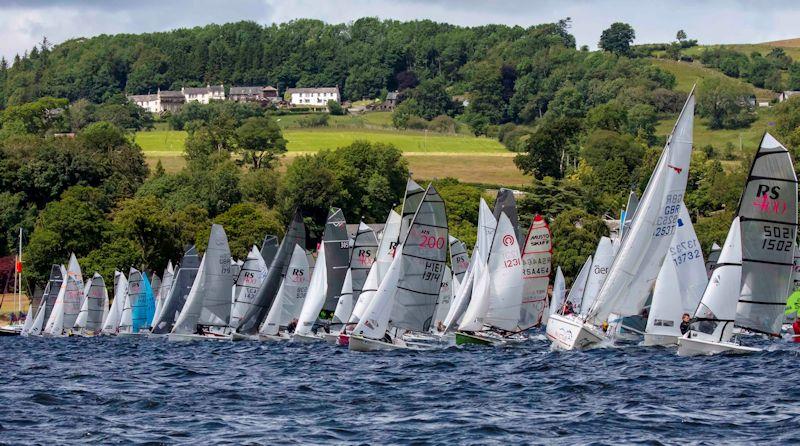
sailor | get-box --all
[680,313,691,335]
[562,301,575,316]
[792,318,800,343]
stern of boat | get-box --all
[545,314,605,350]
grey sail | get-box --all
[399,179,426,242]
[390,184,449,332]
[323,207,350,312]
[35,265,64,330]
[705,242,722,277]
[260,234,280,268]
[75,272,107,331]
[449,236,469,284]
[173,224,233,333]
[492,188,521,248]
[735,133,798,335]
[621,190,640,241]
[235,210,306,334]
[151,246,200,334]
[349,221,379,304]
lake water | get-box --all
[1,333,798,444]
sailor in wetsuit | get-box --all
[680,313,691,335]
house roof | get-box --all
[263,86,278,91]
[159,90,184,98]
[386,91,398,100]
[128,94,158,102]
[286,87,339,95]
[183,85,224,95]
[230,86,264,95]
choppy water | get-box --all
[1,333,798,445]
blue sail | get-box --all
[130,270,157,332]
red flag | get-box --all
[15,260,22,273]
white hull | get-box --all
[642,333,678,347]
[167,332,230,342]
[258,332,291,342]
[292,332,325,343]
[322,332,340,345]
[545,314,605,350]
[677,335,761,357]
[230,332,258,342]
[348,335,402,352]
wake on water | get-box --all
[1,331,798,444]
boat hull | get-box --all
[546,314,605,350]
[230,332,258,342]
[336,333,350,347]
[455,331,498,346]
[676,335,761,356]
[322,332,341,345]
[0,326,22,336]
[643,333,678,347]
[292,332,324,343]
[348,335,402,352]
[167,332,230,342]
[258,333,290,342]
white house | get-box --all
[128,89,185,114]
[182,84,225,104]
[285,87,340,107]
[779,91,800,102]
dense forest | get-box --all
[1,18,799,292]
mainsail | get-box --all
[331,269,354,329]
[432,266,453,330]
[260,244,312,335]
[294,243,328,336]
[587,89,695,324]
[568,256,592,315]
[260,234,280,268]
[689,217,742,342]
[128,269,156,332]
[172,224,233,334]
[482,213,525,331]
[705,242,722,277]
[519,215,552,329]
[74,272,108,332]
[26,265,63,336]
[322,208,350,311]
[102,271,128,334]
[151,246,200,334]
[735,132,798,335]
[153,262,175,324]
[548,266,566,319]
[399,179,426,241]
[236,211,306,334]
[228,246,268,329]
[349,222,378,305]
[492,188,522,248]
[581,237,614,317]
[449,236,469,285]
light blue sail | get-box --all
[131,270,157,332]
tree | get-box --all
[111,195,185,272]
[234,116,286,170]
[514,116,582,179]
[196,203,284,259]
[550,209,609,280]
[327,100,345,115]
[676,30,687,42]
[81,238,145,283]
[598,23,636,56]
[240,168,280,207]
[697,77,756,130]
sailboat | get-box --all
[644,205,707,346]
[44,254,84,337]
[151,246,201,334]
[456,212,524,346]
[676,219,759,355]
[294,207,349,342]
[232,211,306,338]
[339,210,402,346]
[431,266,453,331]
[581,238,614,318]
[153,262,174,324]
[22,265,64,336]
[118,269,156,336]
[259,245,313,340]
[518,215,552,331]
[101,271,128,335]
[349,183,448,351]
[547,88,695,351]
[228,246,269,331]
[261,234,280,266]
[73,273,109,336]
[325,221,378,343]
[705,242,722,277]
[169,224,233,341]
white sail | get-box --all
[102,272,127,334]
[74,273,108,332]
[153,262,174,324]
[519,215,552,329]
[581,237,614,317]
[688,217,742,343]
[457,257,490,332]
[735,132,798,335]
[171,224,233,333]
[294,243,328,336]
[548,266,566,318]
[350,211,401,326]
[568,256,592,314]
[331,269,354,328]
[588,90,694,324]
[399,179,425,242]
[646,205,708,337]
[449,236,469,285]
[21,303,35,334]
[432,266,453,331]
[349,222,378,306]
[152,246,200,334]
[476,198,497,263]
[228,246,268,329]
[118,278,133,334]
[45,274,81,336]
[483,213,525,331]
[26,298,47,336]
[352,249,403,339]
[260,245,312,335]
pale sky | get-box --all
[1,0,799,61]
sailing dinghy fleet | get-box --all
[10,88,800,357]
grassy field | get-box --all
[0,294,29,318]
[682,41,800,63]
[137,124,521,185]
[651,59,776,101]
